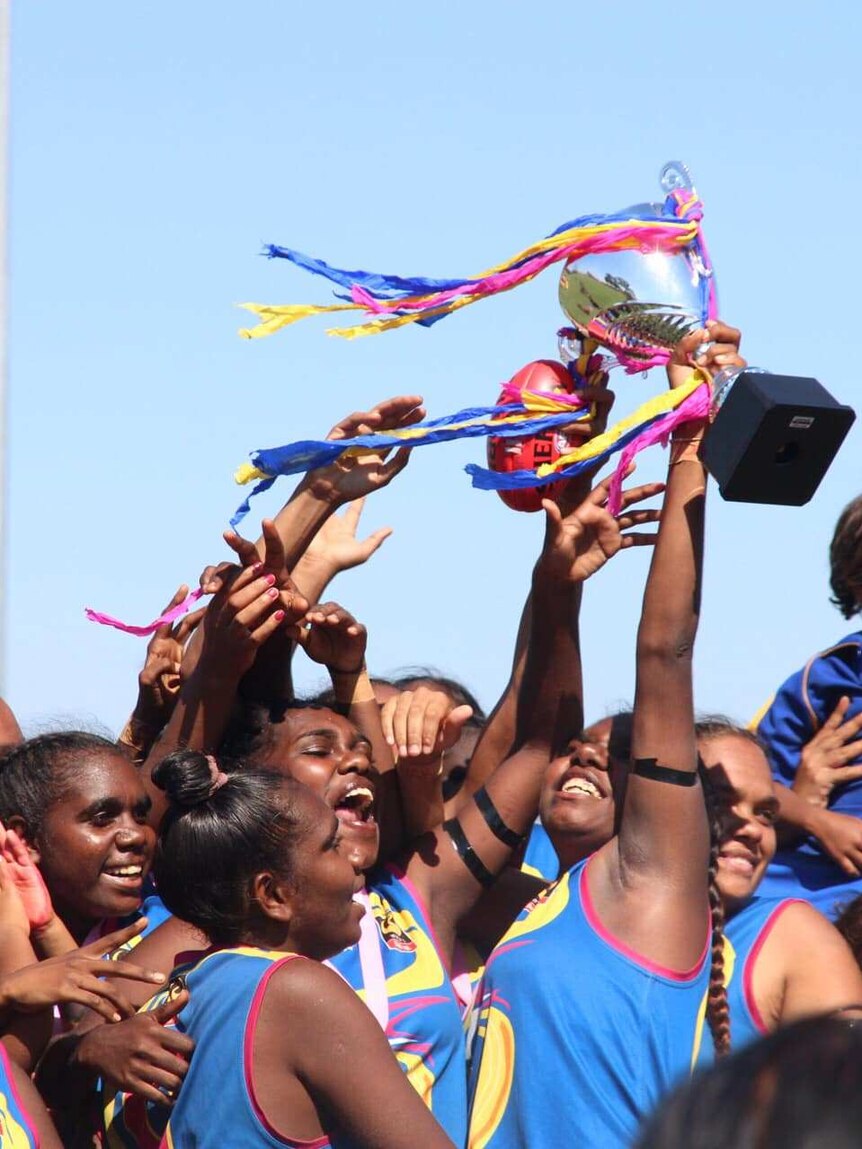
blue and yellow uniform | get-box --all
[691,896,802,1067]
[104,947,357,1149]
[756,633,862,917]
[328,864,467,1146]
[467,856,709,1149]
[520,820,558,883]
[0,1043,39,1149]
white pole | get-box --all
[0,0,9,693]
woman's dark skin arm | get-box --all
[117,590,205,764]
[233,397,424,707]
[141,560,303,825]
[451,389,617,813]
[587,322,744,972]
[399,475,662,959]
[254,958,455,1149]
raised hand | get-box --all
[75,986,194,1105]
[135,587,207,723]
[668,320,745,390]
[0,920,166,1024]
[198,563,297,679]
[304,395,427,504]
[215,519,308,617]
[295,498,393,586]
[536,472,664,586]
[381,686,474,763]
[292,603,367,674]
[0,826,54,934]
[794,697,862,808]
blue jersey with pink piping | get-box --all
[103,947,356,1149]
[467,856,709,1149]
[691,896,802,1067]
[0,1042,39,1149]
[756,632,862,918]
[327,864,467,1146]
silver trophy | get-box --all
[557,162,855,506]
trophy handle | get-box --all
[659,161,698,197]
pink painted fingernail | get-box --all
[265,573,276,586]
[267,587,279,599]
[274,610,285,622]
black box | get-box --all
[699,371,856,506]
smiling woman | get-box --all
[0,733,157,944]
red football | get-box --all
[487,359,577,512]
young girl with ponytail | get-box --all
[104,750,456,1149]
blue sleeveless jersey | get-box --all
[691,897,801,1067]
[104,946,357,1149]
[520,820,559,883]
[0,1043,39,1149]
[467,857,709,1149]
[328,864,467,1146]
[756,632,862,918]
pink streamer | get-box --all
[348,223,693,318]
[496,381,589,409]
[85,586,206,638]
[606,384,711,516]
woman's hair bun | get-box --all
[152,749,223,808]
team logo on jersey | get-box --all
[375,907,417,953]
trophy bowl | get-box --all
[558,228,711,368]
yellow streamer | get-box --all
[234,462,268,485]
[238,301,362,340]
[237,219,699,341]
[536,373,705,477]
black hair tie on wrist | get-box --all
[444,818,496,888]
[474,787,525,848]
[632,758,699,787]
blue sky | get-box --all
[8,2,861,734]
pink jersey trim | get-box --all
[386,862,454,977]
[0,1041,40,1149]
[743,899,807,1035]
[581,855,709,982]
[243,953,330,1149]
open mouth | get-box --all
[557,768,606,801]
[101,863,145,889]
[333,783,377,829]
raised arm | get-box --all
[234,398,422,708]
[141,560,302,825]
[400,474,661,956]
[117,588,205,764]
[589,322,744,972]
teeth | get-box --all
[339,787,373,808]
[106,866,142,877]
[561,778,601,798]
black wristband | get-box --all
[443,819,496,889]
[632,758,698,787]
[474,787,525,849]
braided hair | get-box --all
[694,716,766,1058]
[699,760,731,1058]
